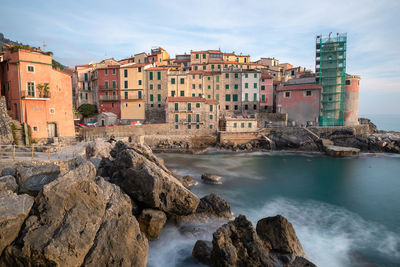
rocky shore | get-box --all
[0,140,317,266]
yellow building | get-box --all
[119,63,151,121]
[167,69,190,97]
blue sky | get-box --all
[1,0,399,115]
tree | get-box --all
[78,104,97,117]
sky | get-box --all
[1,0,399,115]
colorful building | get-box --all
[259,73,274,112]
[344,74,360,126]
[0,46,74,139]
[147,47,170,65]
[241,69,260,115]
[96,64,121,118]
[220,68,242,117]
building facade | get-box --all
[241,70,260,115]
[97,65,121,118]
[259,73,273,112]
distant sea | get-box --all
[360,114,400,132]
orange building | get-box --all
[0,46,75,139]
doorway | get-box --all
[47,123,57,138]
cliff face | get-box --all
[0,97,13,145]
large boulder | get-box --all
[16,164,60,196]
[0,175,18,192]
[210,215,276,267]
[85,139,113,159]
[1,161,148,267]
[138,209,167,240]
[256,215,305,263]
[0,190,34,256]
[1,167,16,177]
[192,240,212,265]
[109,142,200,215]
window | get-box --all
[188,103,191,111]
[225,105,229,110]
[196,54,199,59]
[211,64,214,69]
[218,65,221,69]
[253,104,257,110]
[138,91,142,99]
[194,66,198,70]
[225,94,231,101]
[216,94,219,100]
[157,94,161,102]
[241,123,245,128]
[245,83,248,88]
[209,125,213,129]
[172,91,176,97]
[188,125,191,129]
[171,78,175,84]
[225,84,229,90]
[233,94,238,102]
[305,90,312,96]
[138,67,142,72]
[175,103,178,111]
[262,95,266,102]
[49,108,55,114]
[104,81,109,89]
[85,93,88,100]
[196,103,200,108]
[150,84,153,90]
[112,81,116,88]
[150,94,154,101]
[216,76,219,82]
[27,82,35,96]
[210,105,213,112]
[254,73,257,78]
[149,72,153,80]
[285,92,290,98]
[234,123,237,128]
[234,105,238,110]
[254,93,257,101]
[261,85,265,91]
[248,123,252,128]
[157,72,161,80]
[199,93,202,97]
[245,73,248,78]
[208,85,211,89]
[175,125,179,129]
[124,69,128,78]
[188,114,191,122]
[245,93,248,101]
[199,84,202,89]
[27,65,34,72]
[254,83,257,88]
[202,54,206,59]
[216,84,220,90]
[124,92,128,99]
[234,73,238,79]
[192,84,196,89]
[33,126,38,131]
[180,91,185,96]
[245,104,248,110]
[180,78,184,84]
[209,114,213,120]
[158,84,161,90]
[192,93,195,96]
[138,80,142,85]
[124,81,128,89]
[112,69,116,75]
[225,73,229,79]
[234,84,238,89]
[291,70,295,76]
[346,80,351,85]
[196,114,200,122]
[105,69,108,75]
[208,95,211,99]
[175,114,178,122]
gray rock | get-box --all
[256,215,306,263]
[0,175,18,192]
[289,256,317,267]
[182,175,198,188]
[192,240,212,265]
[16,164,60,185]
[1,168,16,177]
[1,161,148,267]
[324,145,360,157]
[138,209,167,240]
[85,139,113,159]
[0,190,34,256]
[201,173,222,185]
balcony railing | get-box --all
[21,91,51,100]
[99,86,118,91]
[99,95,120,101]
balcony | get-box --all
[99,86,118,91]
[99,95,120,101]
[122,97,143,101]
[21,91,51,100]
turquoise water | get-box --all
[148,151,400,267]
[361,114,400,132]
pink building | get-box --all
[96,65,121,118]
[276,81,321,126]
[259,73,273,112]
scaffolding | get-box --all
[315,33,347,126]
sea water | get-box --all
[148,151,400,267]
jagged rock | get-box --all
[201,173,222,185]
[182,175,198,188]
[109,142,200,215]
[0,175,18,192]
[192,240,212,265]
[288,256,317,267]
[256,215,305,263]
[1,168,16,177]
[0,190,34,256]
[138,209,167,240]
[1,161,148,267]
[85,139,113,159]
[16,164,61,196]
[210,215,276,267]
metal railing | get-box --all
[21,91,51,99]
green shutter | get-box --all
[150,94,153,101]
[196,54,199,59]
[254,83,257,88]
[225,73,229,78]
[171,78,175,84]
[254,93,257,101]
[245,93,248,101]
[225,84,229,89]
[188,103,191,111]
[196,114,200,122]
[261,85,265,91]
[262,95,265,102]
[149,72,153,80]
[233,94,238,102]
[138,91,142,99]
[180,78,184,84]
[124,92,128,99]
[175,114,178,122]
[175,103,178,111]
[157,94,161,101]
[157,72,161,80]
[245,83,248,88]
[235,84,238,89]
[225,94,231,101]
[209,105,213,111]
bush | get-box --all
[78,104,97,117]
